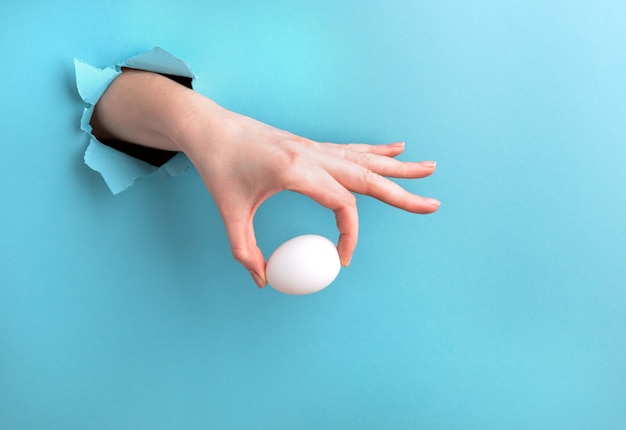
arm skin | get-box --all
[91,69,440,288]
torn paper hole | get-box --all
[75,47,195,194]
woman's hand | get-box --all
[179,102,440,287]
[92,70,440,288]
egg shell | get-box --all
[266,234,341,295]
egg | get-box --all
[266,234,341,295]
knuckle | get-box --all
[276,159,300,185]
[231,246,251,265]
[340,191,357,209]
[273,149,300,182]
[275,138,318,181]
[293,134,316,147]
[342,144,356,156]
[358,152,374,165]
[363,169,380,193]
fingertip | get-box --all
[339,249,352,267]
[422,198,441,213]
[250,247,267,288]
[426,198,441,208]
[418,161,437,169]
[232,245,267,288]
[385,142,405,157]
[249,269,267,288]
[337,234,357,268]
[405,196,442,214]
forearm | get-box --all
[90,69,210,153]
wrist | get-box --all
[171,92,230,160]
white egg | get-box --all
[266,234,341,295]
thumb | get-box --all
[221,209,267,288]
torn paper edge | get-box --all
[75,47,195,194]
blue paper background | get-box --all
[1,1,625,429]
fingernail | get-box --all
[419,161,437,168]
[249,270,266,288]
[391,142,405,148]
[426,198,441,207]
[341,257,351,267]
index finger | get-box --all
[288,168,359,267]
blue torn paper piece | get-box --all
[75,47,195,194]
[74,59,121,105]
[124,47,195,78]
[84,140,159,193]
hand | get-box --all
[178,101,440,288]
[91,70,440,288]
